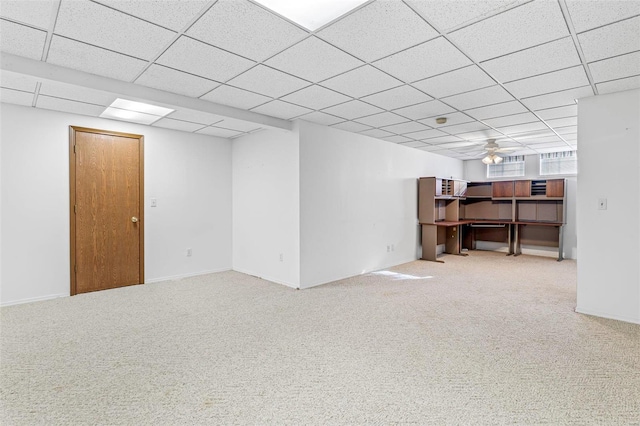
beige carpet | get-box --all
[1,251,639,425]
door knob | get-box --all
[131,217,138,223]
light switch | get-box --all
[151,198,157,207]
[598,198,607,210]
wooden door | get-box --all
[514,180,531,197]
[546,179,565,197]
[492,181,514,198]
[70,126,144,295]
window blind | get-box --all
[540,151,577,175]
[487,155,525,178]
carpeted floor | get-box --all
[1,251,639,425]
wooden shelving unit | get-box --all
[418,177,566,262]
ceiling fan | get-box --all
[476,139,517,164]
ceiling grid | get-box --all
[0,0,638,154]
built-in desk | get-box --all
[418,177,566,263]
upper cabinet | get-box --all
[492,181,514,198]
[514,180,531,197]
[546,179,565,197]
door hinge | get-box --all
[74,205,77,214]
[73,144,76,153]
[74,264,77,273]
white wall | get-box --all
[298,120,463,289]
[0,103,232,306]
[576,89,640,324]
[232,126,300,288]
[463,155,578,259]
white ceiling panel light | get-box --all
[253,0,369,31]
[100,98,174,125]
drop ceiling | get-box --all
[1,0,639,159]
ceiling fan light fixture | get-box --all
[482,154,503,165]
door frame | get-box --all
[69,126,145,296]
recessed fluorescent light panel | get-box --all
[253,0,369,31]
[100,98,174,125]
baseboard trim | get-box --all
[145,267,231,284]
[1,293,68,307]
[300,256,418,290]
[231,267,298,289]
[575,307,640,325]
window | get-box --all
[540,151,577,176]
[487,155,525,178]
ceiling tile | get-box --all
[0,19,46,60]
[512,130,555,140]
[504,66,589,99]
[431,141,479,149]
[157,36,255,82]
[480,37,581,83]
[379,121,431,135]
[320,65,403,99]
[200,85,271,110]
[448,1,569,61]
[405,0,526,32]
[250,100,312,119]
[531,143,573,151]
[354,112,408,128]
[0,0,53,28]
[400,141,429,148]
[39,81,116,106]
[546,117,577,128]
[227,65,310,98]
[359,128,395,139]
[152,117,205,132]
[403,128,448,140]
[47,36,148,81]
[596,75,640,94]
[483,112,539,128]
[588,51,640,83]
[55,0,176,60]
[265,36,363,83]
[534,105,578,120]
[496,121,549,135]
[135,64,220,97]
[196,126,243,138]
[1,87,34,106]
[331,121,373,133]
[374,37,472,83]
[420,111,475,128]
[167,109,224,125]
[94,0,210,31]
[0,71,39,92]
[578,16,640,62]
[555,126,577,135]
[321,100,384,120]
[360,85,432,110]
[520,135,564,144]
[297,111,345,126]
[186,0,307,62]
[383,135,413,143]
[412,65,495,99]
[464,100,528,119]
[214,118,263,133]
[441,85,514,111]
[281,85,351,110]
[566,0,640,33]
[453,129,502,140]
[393,100,456,121]
[316,1,438,62]
[521,86,594,110]
[421,135,464,144]
[440,120,490,135]
[36,95,105,116]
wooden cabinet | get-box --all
[419,177,466,223]
[492,181,514,198]
[546,179,565,197]
[514,180,531,197]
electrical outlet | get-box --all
[151,198,157,207]
[391,244,395,252]
[387,245,390,252]
[186,248,192,257]
[279,253,283,262]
